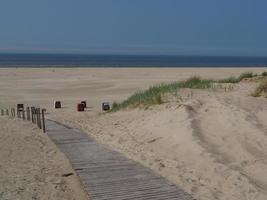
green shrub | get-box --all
[262,71,267,77]
[154,94,163,104]
[111,101,119,111]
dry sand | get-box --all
[0,67,267,200]
[0,68,265,110]
[0,116,89,200]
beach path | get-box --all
[46,119,194,200]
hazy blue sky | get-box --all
[0,0,266,56]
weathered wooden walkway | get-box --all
[46,119,195,200]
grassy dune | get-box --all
[111,72,266,112]
[252,80,267,97]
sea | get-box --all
[0,53,267,68]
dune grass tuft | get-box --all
[217,72,255,84]
[111,102,119,111]
[262,71,267,77]
[238,72,255,80]
[252,80,267,97]
[110,72,262,112]
[217,77,240,83]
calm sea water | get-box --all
[0,53,267,67]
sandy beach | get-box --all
[0,116,89,200]
[0,67,267,200]
[0,67,265,110]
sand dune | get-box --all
[53,80,267,200]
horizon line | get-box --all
[1,52,267,58]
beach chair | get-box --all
[102,102,110,111]
[81,101,87,108]
[77,103,85,112]
[54,101,61,109]
[17,104,24,112]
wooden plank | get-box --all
[46,119,195,200]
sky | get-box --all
[0,0,267,56]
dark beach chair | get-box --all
[81,101,87,108]
[54,101,61,109]
[77,103,85,112]
[102,102,110,111]
[17,104,24,112]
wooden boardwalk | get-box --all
[46,119,195,200]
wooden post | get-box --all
[1,109,3,116]
[36,108,40,128]
[33,108,37,124]
[39,108,42,128]
[26,107,30,121]
[33,108,36,123]
[31,107,35,123]
[12,108,15,117]
[37,108,41,129]
[41,109,46,133]
[26,107,29,120]
[22,109,25,120]
[17,110,21,118]
[6,109,9,116]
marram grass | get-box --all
[110,72,260,112]
[252,80,267,97]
